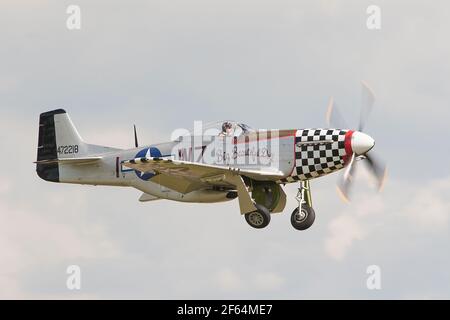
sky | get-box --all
[0,0,449,299]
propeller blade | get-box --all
[364,152,387,191]
[326,97,349,129]
[359,81,376,131]
[336,153,357,203]
[134,124,139,148]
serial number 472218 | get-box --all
[57,145,79,155]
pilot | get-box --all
[219,121,234,136]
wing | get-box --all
[122,156,284,193]
[139,193,161,202]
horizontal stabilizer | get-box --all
[34,157,102,165]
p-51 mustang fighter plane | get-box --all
[36,85,385,230]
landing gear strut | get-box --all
[291,180,315,230]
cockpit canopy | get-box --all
[207,120,254,137]
[191,120,255,137]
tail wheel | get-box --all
[245,204,271,229]
[291,205,315,230]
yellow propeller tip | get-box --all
[336,186,351,204]
[378,167,388,192]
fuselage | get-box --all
[56,128,364,203]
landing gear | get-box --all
[236,175,315,230]
[291,180,315,230]
[291,205,315,230]
[245,204,271,229]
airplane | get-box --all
[35,84,386,230]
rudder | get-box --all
[36,109,87,182]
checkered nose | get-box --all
[351,131,375,155]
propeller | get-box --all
[327,81,387,202]
[326,97,349,130]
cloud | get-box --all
[215,268,242,292]
[214,268,285,295]
[0,193,119,299]
[0,179,11,195]
[324,214,367,261]
[1,0,450,299]
[253,272,285,291]
[402,178,450,232]
[323,175,450,261]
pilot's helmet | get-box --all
[222,121,233,132]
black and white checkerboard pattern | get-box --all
[278,129,349,184]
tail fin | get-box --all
[53,109,86,155]
[37,109,68,181]
[36,109,117,182]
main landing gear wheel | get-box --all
[291,205,315,230]
[245,204,271,229]
[291,180,315,230]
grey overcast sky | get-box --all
[1,0,450,299]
